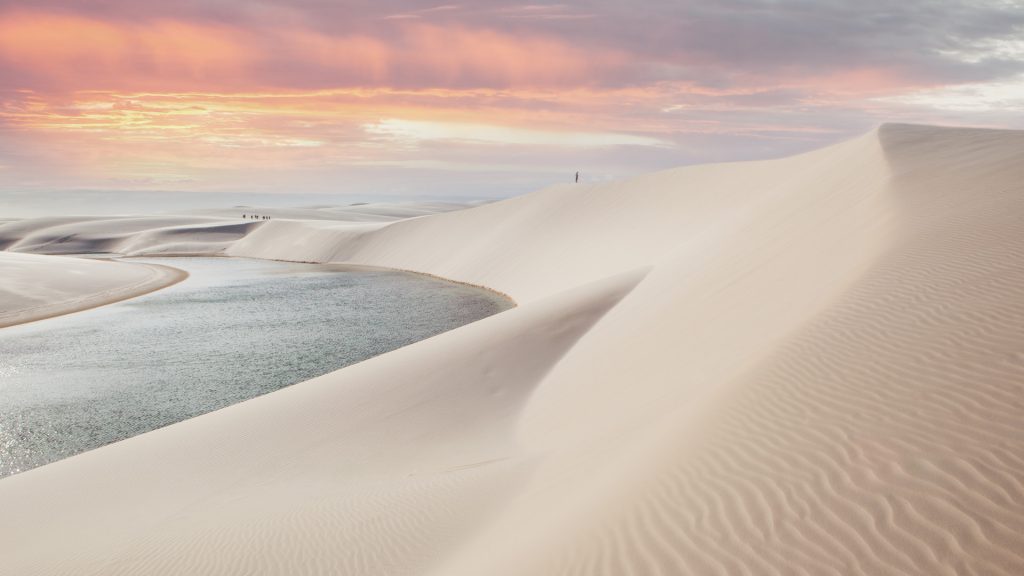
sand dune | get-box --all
[1,124,1022,574]
[0,201,472,257]
[0,252,186,328]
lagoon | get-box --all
[0,257,511,478]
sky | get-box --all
[1,0,1023,200]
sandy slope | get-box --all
[1,124,1023,575]
[0,252,186,328]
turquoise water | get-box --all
[0,257,512,478]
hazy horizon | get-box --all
[0,188,500,218]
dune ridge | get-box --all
[1,124,1022,575]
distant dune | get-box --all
[0,124,1022,575]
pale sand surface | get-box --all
[0,252,186,328]
[0,124,1022,574]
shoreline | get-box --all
[267,258,519,305]
[0,257,189,329]
[0,254,515,330]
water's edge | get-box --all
[0,259,189,329]
[0,257,512,477]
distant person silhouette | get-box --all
[575,171,579,183]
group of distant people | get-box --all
[243,214,271,220]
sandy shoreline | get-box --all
[0,124,1022,575]
[0,253,188,328]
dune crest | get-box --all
[1,124,1023,575]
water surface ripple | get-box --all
[0,257,511,478]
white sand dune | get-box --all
[0,201,471,257]
[0,216,250,255]
[0,124,1022,575]
[0,252,186,328]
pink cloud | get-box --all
[0,11,254,91]
[0,9,627,92]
